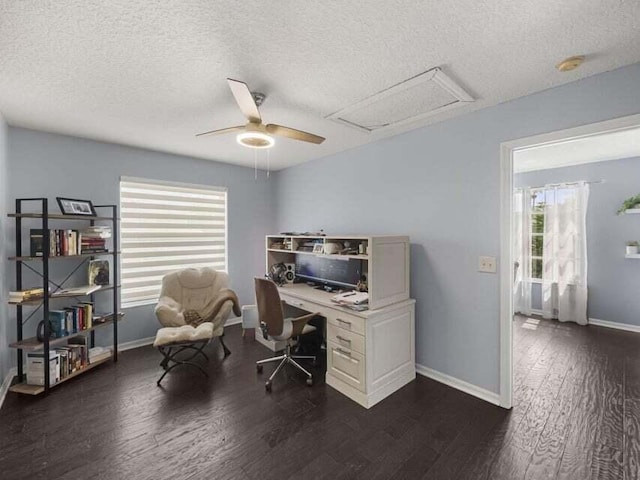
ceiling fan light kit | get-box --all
[237,131,274,149]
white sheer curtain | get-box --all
[541,183,589,324]
[513,188,532,315]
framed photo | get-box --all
[313,243,324,254]
[56,197,97,216]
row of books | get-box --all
[81,226,111,254]
[29,225,111,257]
[9,287,44,303]
[26,338,111,386]
[49,303,95,337]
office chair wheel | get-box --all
[257,364,263,373]
[265,381,272,392]
[306,377,313,386]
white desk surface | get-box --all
[277,283,415,319]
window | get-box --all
[529,189,545,280]
[120,177,227,308]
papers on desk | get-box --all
[331,291,369,311]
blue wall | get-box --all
[7,128,275,349]
[275,63,640,394]
[515,157,640,326]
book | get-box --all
[48,310,68,338]
[89,347,112,363]
[26,351,59,386]
[51,285,102,297]
[30,229,44,257]
[88,260,110,286]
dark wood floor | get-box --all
[1,318,639,480]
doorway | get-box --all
[499,112,640,408]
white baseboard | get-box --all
[589,318,640,333]
[0,367,17,411]
[225,317,243,327]
[415,363,501,407]
[117,336,155,351]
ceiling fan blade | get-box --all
[265,124,325,144]
[195,125,244,137]
[227,78,261,123]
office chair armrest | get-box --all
[290,312,320,337]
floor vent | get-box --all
[326,67,474,133]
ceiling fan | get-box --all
[196,78,326,149]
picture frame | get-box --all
[312,243,324,254]
[56,197,97,216]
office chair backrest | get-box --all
[254,277,284,337]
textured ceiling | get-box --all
[0,1,639,170]
[514,127,640,173]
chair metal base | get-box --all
[156,336,230,386]
[157,340,209,386]
[256,344,315,391]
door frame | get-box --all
[499,112,640,409]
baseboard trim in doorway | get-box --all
[0,367,17,411]
[415,363,501,407]
[589,318,640,333]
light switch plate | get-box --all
[479,256,497,273]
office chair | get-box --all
[254,277,319,391]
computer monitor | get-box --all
[295,254,363,289]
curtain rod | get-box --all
[519,180,605,190]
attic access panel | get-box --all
[327,67,474,132]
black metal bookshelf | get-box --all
[8,198,121,395]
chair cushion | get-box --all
[153,323,214,347]
[270,319,317,341]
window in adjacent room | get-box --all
[119,177,227,308]
[530,189,545,280]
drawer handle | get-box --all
[336,318,351,326]
[335,335,351,344]
[336,347,352,358]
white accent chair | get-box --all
[153,268,241,384]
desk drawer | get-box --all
[326,311,365,336]
[281,295,313,312]
[327,323,365,355]
[327,341,366,392]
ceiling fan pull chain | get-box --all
[267,149,270,178]
[254,149,257,180]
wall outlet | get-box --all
[478,256,497,273]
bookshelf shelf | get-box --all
[8,355,113,395]
[9,251,121,262]
[9,198,120,396]
[8,313,124,351]
[8,213,116,221]
[9,285,120,305]
[266,248,369,260]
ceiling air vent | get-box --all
[326,67,474,133]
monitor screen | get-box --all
[295,254,363,288]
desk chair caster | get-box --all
[256,347,315,391]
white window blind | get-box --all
[120,177,228,308]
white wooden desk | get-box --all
[278,284,416,408]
